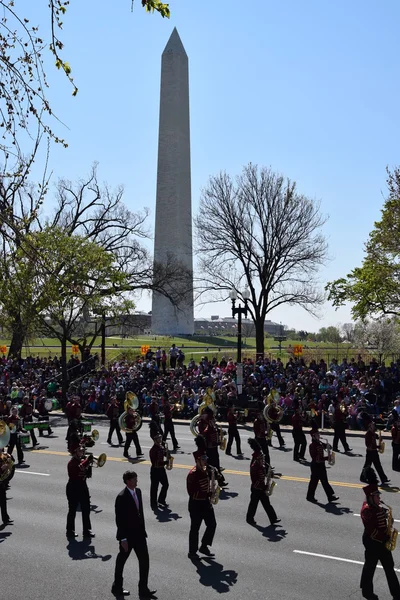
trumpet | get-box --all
[86,452,107,468]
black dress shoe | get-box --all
[246,519,257,526]
[83,530,95,538]
[139,588,157,599]
[66,531,78,538]
[111,585,130,596]
[199,545,215,556]
[158,502,169,508]
[329,496,339,502]
[380,480,391,486]
[271,518,282,525]
[188,552,200,560]
[306,497,318,503]
[174,445,181,449]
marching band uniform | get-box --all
[291,409,307,462]
[66,397,82,424]
[253,412,271,466]
[36,398,53,436]
[0,450,14,527]
[66,448,93,538]
[391,418,400,472]
[268,403,285,447]
[360,483,400,600]
[363,422,390,486]
[187,449,216,559]
[19,397,38,447]
[246,439,280,526]
[198,410,227,487]
[6,411,24,464]
[149,435,169,509]
[124,410,143,459]
[149,418,163,441]
[107,398,124,446]
[162,401,179,451]
[306,429,339,503]
[225,404,242,456]
[332,401,352,453]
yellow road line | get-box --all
[32,449,389,492]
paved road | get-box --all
[3,423,400,600]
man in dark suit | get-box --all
[112,471,157,599]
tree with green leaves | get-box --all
[326,167,400,320]
[195,163,328,356]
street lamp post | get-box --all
[230,287,250,397]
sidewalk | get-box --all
[51,411,392,440]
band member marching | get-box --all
[363,417,390,486]
[65,396,82,424]
[266,399,285,448]
[306,427,339,504]
[149,434,169,510]
[0,448,14,528]
[331,398,352,453]
[391,413,400,472]
[6,407,24,465]
[198,407,228,488]
[291,406,307,462]
[162,397,180,451]
[187,444,217,560]
[66,446,95,539]
[246,438,281,527]
[360,468,400,600]
[107,396,124,446]
[19,395,39,447]
[67,420,95,455]
[225,400,242,456]
[124,407,144,460]
[36,396,54,437]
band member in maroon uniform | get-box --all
[187,446,216,560]
[363,418,390,486]
[246,438,280,527]
[0,448,14,527]
[360,475,400,600]
[267,401,285,448]
[332,398,352,453]
[66,446,94,539]
[107,396,124,446]
[291,407,307,462]
[124,407,143,459]
[6,407,24,465]
[225,401,242,456]
[66,396,82,424]
[162,398,180,451]
[306,428,339,504]
[19,395,38,447]
[391,413,400,472]
[149,434,169,510]
[253,405,271,466]
[149,397,161,424]
[198,407,227,487]
[36,396,53,437]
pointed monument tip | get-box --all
[163,27,187,56]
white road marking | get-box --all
[353,513,400,523]
[15,471,50,477]
[293,550,400,572]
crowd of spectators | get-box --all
[0,349,400,429]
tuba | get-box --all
[0,451,14,482]
[124,391,139,412]
[0,419,11,448]
[263,402,284,424]
[190,389,217,437]
[119,410,142,433]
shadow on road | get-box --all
[219,491,238,501]
[381,485,400,494]
[90,503,103,514]
[193,557,238,593]
[155,507,182,522]
[322,503,353,516]
[66,538,112,562]
[255,524,287,542]
[273,446,292,453]
[0,531,12,543]
[26,445,49,451]
[14,463,30,469]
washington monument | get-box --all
[151,28,194,335]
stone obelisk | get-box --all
[151,28,194,335]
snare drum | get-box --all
[19,433,30,446]
[81,421,92,433]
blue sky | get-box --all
[26,0,400,332]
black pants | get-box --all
[124,431,142,457]
[108,420,123,445]
[0,484,8,522]
[162,419,178,449]
[246,487,277,524]
[226,425,241,455]
[206,447,221,471]
[392,442,400,472]
[307,462,335,501]
[7,433,24,463]
[150,467,168,506]
[363,450,388,483]
[360,534,400,598]
[170,356,177,369]
[271,422,285,446]
[333,423,350,451]
[66,481,91,533]
[292,430,306,460]
[188,499,216,554]
[255,437,271,466]
[114,538,149,593]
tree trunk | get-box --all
[8,313,25,359]
[61,332,68,409]
[255,319,265,358]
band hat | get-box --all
[193,450,207,460]
[363,483,381,497]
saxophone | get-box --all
[321,438,335,466]
[382,501,398,551]
[209,465,221,505]
[266,463,276,496]
[163,442,174,470]
[378,429,385,454]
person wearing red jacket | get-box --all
[106,396,124,446]
[360,479,400,600]
[186,448,216,560]
[225,401,242,456]
[291,407,307,462]
[306,428,339,504]
[253,405,271,466]
[6,407,24,465]
[391,413,400,472]
[363,419,390,486]
[149,434,169,510]
[66,446,94,539]
[246,438,280,527]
